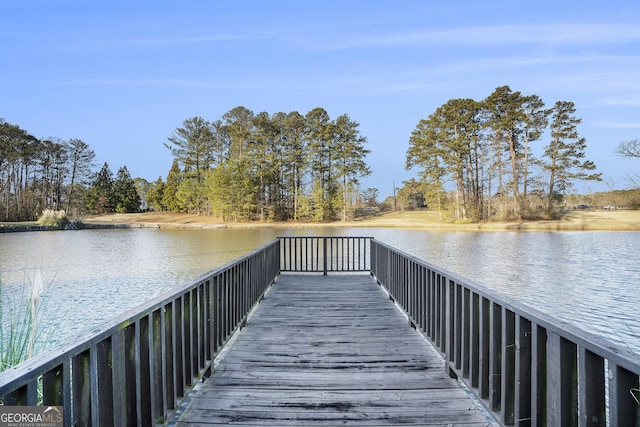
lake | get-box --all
[1,227,638,355]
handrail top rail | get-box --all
[0,239,281,393]
[276,236,376,239]
[371,239,640,374]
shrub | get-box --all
[37,209,69,228]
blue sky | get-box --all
[2,1,640,197]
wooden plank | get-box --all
[174,274,496,426]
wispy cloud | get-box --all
[377,82,461,94]
[129,30,281,47]
[92,22,640,52]
[299,23,640,51]
[597,93,640,107]
[600,121,640,129]
[52,78,251,90]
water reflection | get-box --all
[1,227,638,354]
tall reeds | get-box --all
[36,209,68,228]
[0,270,52,371]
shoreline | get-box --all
[83,210,640,231]
[3,210,640,232]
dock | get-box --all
[175,274,494,425]
[1,237,638,426]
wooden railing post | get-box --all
[368,239,640,427]
[323,237,328,275]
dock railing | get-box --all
[278,236,372,274]
[370,239,640,426]
[1,236,639,426]
[0,240,280,426]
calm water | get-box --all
[1,227,639,355]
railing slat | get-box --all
[489,302,502,411]
[546,332,578,426]
[469,292,480,389]
[73,349,91,426]
[500,307,515,424]
[479,296,490,400]
[578,347,605,426]
[369,239,640,426]
[514,315,532,425]
[164,302,176,411]
[610,363,640,426]
[531,323,547,426]
[93,338,114,426]
[151,309,163,423]
[42,363,64,406]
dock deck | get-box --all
[175,274,496,426]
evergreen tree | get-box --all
[146,177,165,211]
[282,111,307,220]
[305,108,335,221]
[162,160,183,212]
[159,108,375,222]
[65,139,96,213]
[164,117,214,181]
[176,172,207,214]
[38,139,68,212]
[484,86,525,218]
[0,120,40,220]
[85,162,115,214]
[544,101,601,210]
[252,111,278,220]
[521,95,549,207]
[222,106,255,162]
[113,166,141,213]
[406,98,483,221]
[206,163,258,221]
[333,114,371,221]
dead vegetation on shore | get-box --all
[78,210,640,231]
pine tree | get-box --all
[162,160,183,212]
[146,177,165,211]
[333,114,371,221]
[85,162,115,214]
[113,166,141,213]
[164,117,214,182]
[544,101,601,210]
[484,86,525,218]
[305,108,335,221]
[65,139,96,213]
[406,98,483,221]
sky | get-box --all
[2,0,640,198]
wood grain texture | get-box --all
[175,274,496,426]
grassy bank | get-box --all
[76,210,640,231]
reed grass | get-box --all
[37,209,69,228]
[0,270,54,371]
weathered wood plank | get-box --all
[174,274,497,426]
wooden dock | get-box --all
[174,274,496,426]
[2,237,637,424]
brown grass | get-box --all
[79,210,640,231]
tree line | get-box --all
[4,91,634,224]
[148,106,371,221]
[405,85,602,221]
[0,118,140,221]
